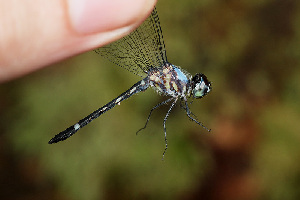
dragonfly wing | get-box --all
[94,7,168,77]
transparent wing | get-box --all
[94,7,168,77]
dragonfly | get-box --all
[48,7,211,158]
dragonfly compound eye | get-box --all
[192,73,211,99]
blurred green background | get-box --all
[1,0,300,199]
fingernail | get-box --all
[67,0,156,35]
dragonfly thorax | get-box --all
[148,63,191,98]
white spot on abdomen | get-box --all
[74,123,80,130]
[115,97,122,104]
[130,87,136,94]
[101,107,107,111]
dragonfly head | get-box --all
[191,73,211,99]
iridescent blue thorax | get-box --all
[148,63,192,98]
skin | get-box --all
[0,0,157,83]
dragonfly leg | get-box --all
[183,99,211,132]
[162,97,178,160]
[179,99,198,120]
[136,97,174,135]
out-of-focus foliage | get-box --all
[1,0,299,200]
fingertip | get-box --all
[67,0,157,35]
